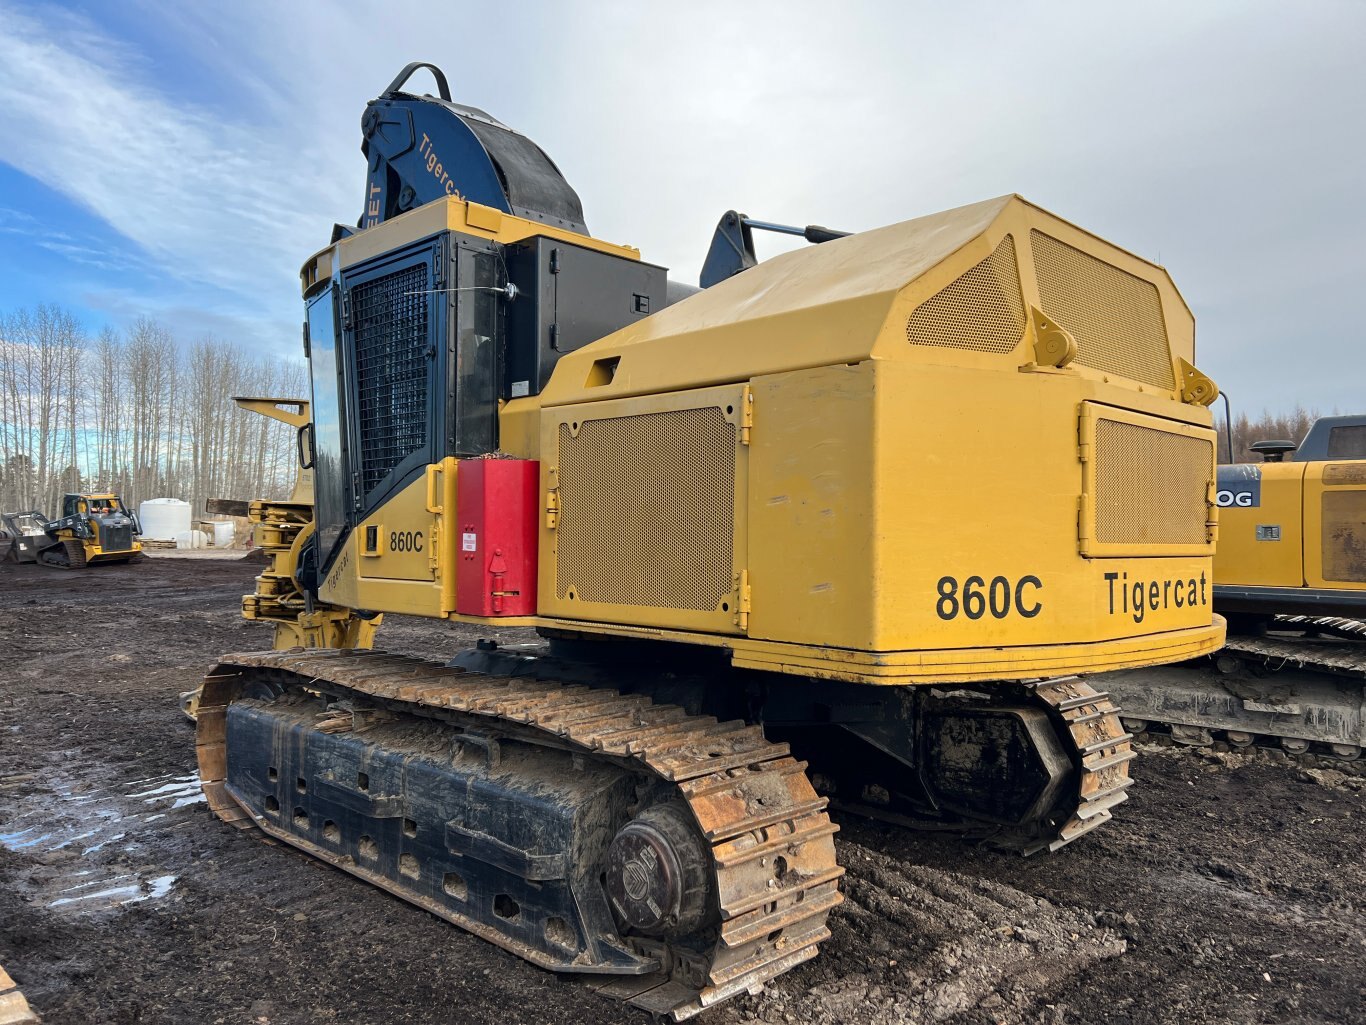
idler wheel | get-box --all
[606,802,714,937]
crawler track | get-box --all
[196,648,844,1020]
[1023,678,1135,852]
[1102,626,1366,765]
[37,539,85,569]
[457,646,1136,856]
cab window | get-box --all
[1327,425,1366,460]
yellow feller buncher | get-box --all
[191,63,1226,1018]
[2,492,143,568]
[1104,414,1366,760]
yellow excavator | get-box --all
[1104,414,1366,759]
[191,63,1225,1018]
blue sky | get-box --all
[0,0,1363,412]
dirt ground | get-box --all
[1,556,1362,1025]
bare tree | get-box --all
[0,305,85,511]
[1,306,304,518]
[1216,407,1321,464]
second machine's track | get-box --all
[1102,622,1366,765]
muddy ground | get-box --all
[0,556,1362,1025]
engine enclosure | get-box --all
[299,194,1225,685]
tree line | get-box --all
[1215,407,1323,465]
[0,304,305,519]
[0,300,1337,520]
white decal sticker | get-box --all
[462,532,477,552]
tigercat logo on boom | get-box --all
[418,133,463,199]
[1104,571,1208,624]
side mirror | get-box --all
[1250,439,1297,463]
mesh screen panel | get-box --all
[101,523,132,552]
[1030,231,1175,389]
[1323,491,1366,583]
[352,263,429,495]
[1094,419,1212,546]
[556,407,736,610]
[905,235,1025,352]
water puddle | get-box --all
[48,873,177,909]
[0,764,201,913]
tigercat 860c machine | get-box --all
[194,63,1226,1018]
[1104,414,1366,759]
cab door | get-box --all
[1303,460,1366,589]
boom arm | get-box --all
[358,62,588,233]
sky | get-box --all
[0,0,1362,415]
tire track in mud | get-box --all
[3,558,1364,1025]
[733,840,1126,1024]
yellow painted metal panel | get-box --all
[496,400,541,460]
[538,384,749,634]
[539,195,1197,412]
[1029,230,1175,388]
[747,360,1218,654]
[539,197,1014,408]
[320,470,450,617]
[1078,403,1217,558]
[1303,461,1366,588]
[303,197,640,289]
[1213,463,1306,588]
[865,363,1217,651]
[747,364,878,648]
[532,615,1224,685]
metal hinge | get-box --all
[739,386,754,445]
[301,320,310,359]
[545,468,559,530]
[433,248,444,288]
[342,290,352,328]
[549,248,560,274]
[735,569,752,631]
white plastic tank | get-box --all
[139,498,192,541]
[210,521,234,547]
[175,529,210,550]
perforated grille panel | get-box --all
[101,523,132,552]
[1030,231,1175,389]
[1094,419,1212,546]
[1323,491,1366,582]
[906,235,1025,352]
[351,263,430,495]
[556,407,736,610]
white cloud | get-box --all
[0,0,1362,413]
[0,3,350,339]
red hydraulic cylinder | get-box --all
[455,458,539,617]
